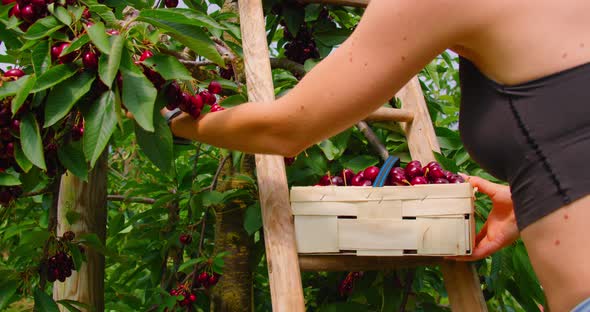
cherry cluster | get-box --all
[390,161,465,185]
[165,79,225,120]
[315,161,465,187]
[6,0,79,31]
[179,233,192,245]
[169,285,197,308]
[338,271,363,297]
[283,26,320,64]
[194,271,220,289]
[45,251,75,282]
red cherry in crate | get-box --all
[360,180,372,186]
[426,166,445,181]
[390,171,408,186]
[432,178,449,184]
[330,176,344,186]
[318,175,331,186]
[363,166,379,182]
[340,169,355,185]
[448,174,465,183]
[405,163,423,179]
[410,176,428,185]
[351,174,366,186]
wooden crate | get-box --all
[290,183,475,256]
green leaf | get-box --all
[282,5,304,37]
[14,142,33,173]
[137,16,224,66]
[135,106,173,173]
[139,8,224,30]
[53,6,72,26]
[178,258,202,273]
[0,279,18,311]
[0,77,30,101]
[85,22,111,55]
[190,193,203,217]
[32,63,78,93]
[244,202,262,235]
[0,172,20,186]
[11,74,36,115]
[80,0,118,26]
[31,40,51,76]
[56,300,87,312]
[34,288,60,312]
[60,34,90,56]
[433,151,459,173]
[77,233,107,255]
[98,34,124,88]
[68,243,84,270]
[142,54,192,81]
[318,130,350,160]
[44,71,95,127]
[20,113,46,170]
[120,51,156,132]
[24,16,63,40]
[340,155,379,174]
[202,191,224,207]
[83,91,117,168]
[58,141,88,181]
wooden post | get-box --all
[398,77,487,312]
[53,154,107,312]
[237,0,306,311]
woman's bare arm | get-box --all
[169,0,478,156]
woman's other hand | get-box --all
[449,174,519,261]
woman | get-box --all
[164,0,590,311]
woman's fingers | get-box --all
[462,174,500,198]
[475,222,488,244]
[447,235,501,262]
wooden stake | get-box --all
[238,0,306,311]
[53,154,107,312]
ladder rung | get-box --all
[364,107,414,123]
[298,0,369,7]
[298,255,442,272]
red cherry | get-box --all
[207,274,219,286]
[82,51,98,70]
[164,0,178,8]
[31,0,45,9]
[284,157,295,166]
[360,179,372,186]
[189,293,196,302]
[199,91,216,105]
[82,7,90,19]
[432,178,449,184]
[447,174,465,183]
[207,81,222,94]
[330,176,344,186]
[389,171,409,186]
[410,176,428,185]
[139,50,153,62]
[210,104,224,112]
[426,166,445,181]
[20,4,36,23]
[340,169,355,186]
[51,44,62,61]
[351,174,366,186]
[2,0,16,4]
[58,43,77,63]
[106,29,119,35]
[178,92,191,112]
[4,68,25,78]
[179,234,192,245]
[319,175,331,186]
[363,166,380,182]
[197,272,209,285]
[9,3,21,18]
[191,94,204,111]
[405,164,423,179]
[165,81,180,105]
[5,143,14,156]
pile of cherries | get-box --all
[169,284,197,307]
[315,161,464,187]
[164,79,225,120]
[338,271,363,297]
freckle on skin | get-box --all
[564,214,569,220]
[562,52,568,59]
[581,43,585,48]
[364,62,368,67]
[403,36,408,41]
[555,239,560,246]
[401,56,406,61]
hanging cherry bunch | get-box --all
[169,284,197,308]
[164,78,225,119]
[338,271,364,297]
[39,231,78,283]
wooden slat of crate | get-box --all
[337,219,419,250]
[402,198,472,217]
[290,184,473,202]
[294,216,338,253]
[418,217,466,255]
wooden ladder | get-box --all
[237,0,487,311]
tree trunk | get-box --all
[53,154,107,312]
[210,154,255,312]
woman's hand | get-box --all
[449,174,519,261]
